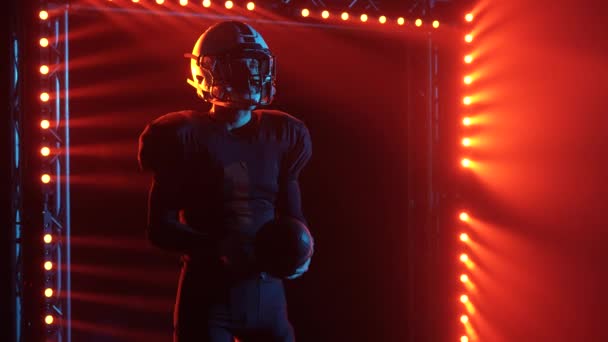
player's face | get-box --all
[226,57,262,106]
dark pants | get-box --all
[174,258,295,342]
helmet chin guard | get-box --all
[185,21,276,107]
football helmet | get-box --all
[184,21,276,107]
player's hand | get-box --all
[285,257,311,280]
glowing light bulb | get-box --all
[41,174,51,184]
[459,212,470,222]
[462,117,472,126]
[465,34,474,43]
[464,55,473,63]
[224,1,233,9]
[45,288,54,297]
[44,234,53,243]
[397,17,405,25]
[460,315,469,324]
[460,233,469,242]
[461,336,469,342]
[460,274,469,283]
[415,19,422,27]
[322,10,329,19]
[202,0,211,7]
[40,38,49,47]
[41,120,50,129]
[379,15,386,24]
[462,137,472,147]
[40,92,50,102]
[40,147,51,156]
[459,254,469,263]
[179,0,187,6]
[432,20,439,28]
[40,65,50,75]
[360,14,368,22]
[246,2,254,10]
[341,12,349,20]
[464,75,473,85]
[45,315,54,324]
[44,261,53,270]
[301,9,310,17]
[156,0,165,4]
[460,295,469,303]
[39,10,49,20]
[465,13,474,22]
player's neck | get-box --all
[209,105,253,131]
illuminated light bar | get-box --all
[397,17,405,25]
[45,315,54,325]
[40,38,49,47]
[463,96,472,105]
[40,65,50,75]
[40,92,50,102]
[225,0,233,9]
[39,10,49,20]
[460,315,469,324]
[45,288,54,298]
[415,18,422,27]
[432,20,440,28]
[246,2,254,10]
[465,13,474,22]
[301,8,310,17]
[321,10,329,19]
[459,212,470,222]
[460,274,469,283]
[462,137,472,147]
[464,55,473,64]
[378,15,387,24]
[459,233,470,242]
[459,253,469,263]
[179,0,187,6]
[41,174,51,184]
[41,120,50,129]
[465,34,474,43]
[462,117,472,126]
[360,14,368,22]
[460,294,469,303]
[44,261,53,270]
[44,234,53,244]
[341,12,348,20]
[202,0,211,7]
[40,147,51,156]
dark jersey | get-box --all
[137,109,312,266]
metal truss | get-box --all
[39,2,72,341]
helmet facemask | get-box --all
[187,48,276,108]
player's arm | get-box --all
[276,122,312,225]
[276,121,313,280]
[146,177,213,255]
[138,121,214,257]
